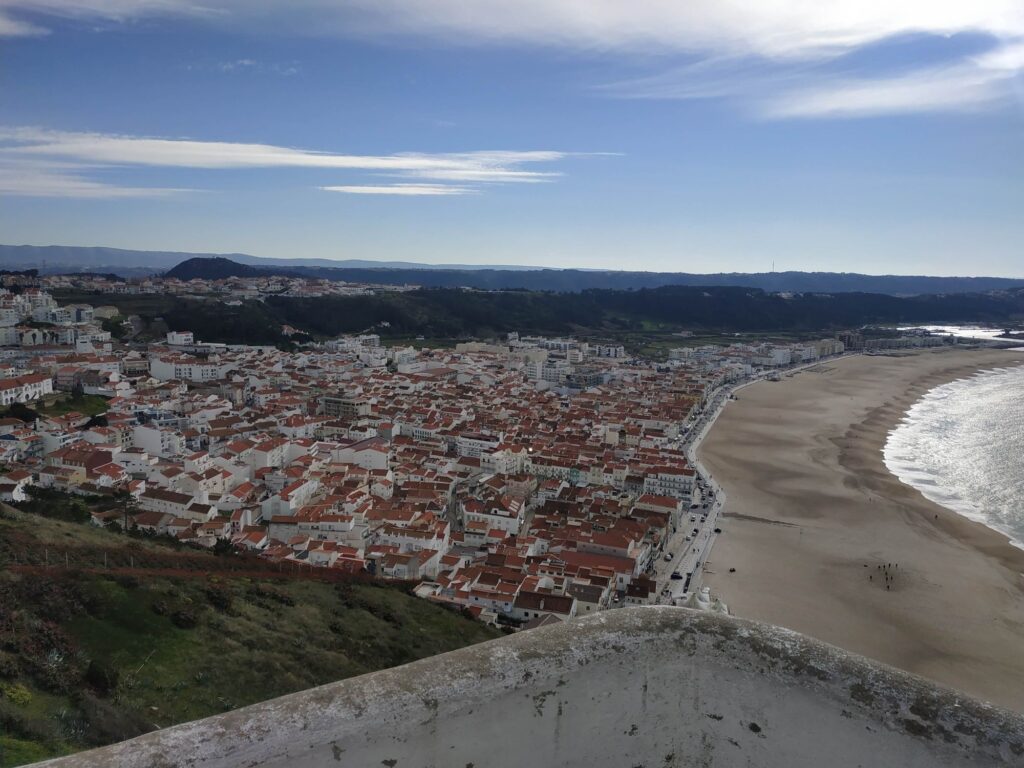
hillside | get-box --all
[0,502,500,767]
[52,283,1024,351]
[263,285,1024,340]
[163,256,1024,295]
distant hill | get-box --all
[0,244,534,275]
[5,245,1024,295]
[164,256,268,280]
[165,256,1024,296]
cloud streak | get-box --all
[320,184,476,196]
[3,2,1021,121]
[0,126,576,198]
[601,40,1024,119]
[3,1,1022,57]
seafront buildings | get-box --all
[3,283,960,628]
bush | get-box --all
[0,652,19,680]
[75,691,152,746]
[171,608,198,629]
[203,586,233,613]
[0,682,32,707]
[84,660,119,697]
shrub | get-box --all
[203,586,233,613]
[171,608,198,629]
[0,682,32,707]
[84,660,119,697]
[0,651,19,679]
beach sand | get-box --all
[700,347,1024,712]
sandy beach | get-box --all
[700,347,1024,712]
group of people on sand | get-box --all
[867,562,899,590]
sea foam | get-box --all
[883,364,1024,549]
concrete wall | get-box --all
[34,608,1024,768]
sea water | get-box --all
[883,364,1024,548]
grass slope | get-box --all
[0,507,500,767]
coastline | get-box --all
[882,365,1024,550]
[699,347,1024,712]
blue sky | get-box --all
[1,2,1022,275]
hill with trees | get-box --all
[52,283,1024,349]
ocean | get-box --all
[883,363,1024,548]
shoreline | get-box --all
[881,365,1024,550]
[699,347,1024,712]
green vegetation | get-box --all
[37,393,110,419]
[53,284,1024,351]
[98,316,128,341]
[160,254,1024,295]
[0,506,501,766]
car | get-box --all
[690,504,699,509]
[692,528,698,535]
[714,527,722,534]
[670,572,683,580]
[663,553,672,561]
[684,535,691,541]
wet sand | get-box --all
[700,347,1024,712]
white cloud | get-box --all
[0,160,187,197]
[187,58,301,76]
[764,55,1021,119]
[602,40,1024,119]
[3,1,1022,117]
[0,126,576,198]
[2,1,1022,57]
[0,127,565,173]
[320,184,475,196]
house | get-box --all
[0,469,33,501]
[131,510,174,535]
[0,373,54,405]
[511,590,577,623]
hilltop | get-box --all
[163,256,270,280]
[0,502,500,767]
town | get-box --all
[1,282,950,630]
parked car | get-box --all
[664,553,672,561]
[670,572,683,580]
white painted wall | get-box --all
[32,608,1024,768]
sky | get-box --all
[1,1,1023,275]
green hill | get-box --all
[0,505,500,767]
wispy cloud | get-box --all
[0,158,188,198]
[764,41,1024,118]
[186,58,301,76]
[320,184,476,196]
[601,39,1024,119]
[3,2,1021,119]
[4,1,1021,55]
[0,126,578,198]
